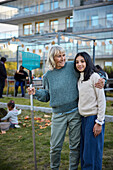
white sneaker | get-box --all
[15,125,21,128]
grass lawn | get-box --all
[0,96,50,108]
[0,97,113,170]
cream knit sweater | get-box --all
[78,72,106,123]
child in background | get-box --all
[74,52,106,170]
[1,100,21,128]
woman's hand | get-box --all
[95,78,105,89]
[93,123,102,137]
[27,87,36,95]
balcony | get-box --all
[82,0,103,5]
[73,17,113,34]
[0,1,73,25]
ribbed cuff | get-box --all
[95,119,104,125]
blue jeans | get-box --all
[50,110,81,170]
[10,122,16,128]
[80,115,105,170]
[15,81,24,96]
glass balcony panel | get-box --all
[54,1,58,9]
[40,3,44,12]
[0,0,70,20]
[91,16,98,26]
[106,13,113,28]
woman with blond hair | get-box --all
[28,45,104,170]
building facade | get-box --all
[0,0,113,69]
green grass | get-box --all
[0,98,113,170]
[0,97,50,108]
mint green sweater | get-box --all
[35,61,79,113]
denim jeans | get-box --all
[50,110,81,170]
[15,81,24,96]
[80,115,105,170]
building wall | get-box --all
[0,0,113,68]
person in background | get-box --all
[1,100,21,128]
[0,57,7,98]
[27,45,105,170]
[74,52,106,170]
[14,65,28,97]
[95,64,108,81]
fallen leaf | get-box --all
[45,123,49,126]
[39,126,47,129]
[24,116,30,120]
[45,119,51,123]
[23,123,26,127]
[45,123,51,126]
[44,114,51,118]
[38,133,42,135]
[18,136,22,139]
[28,124,31,127]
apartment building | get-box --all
[0,0,113,69]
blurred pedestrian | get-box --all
[14,65,28,97]
[0,57,7,98]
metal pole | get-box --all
[93,40,95,64]
[76,41,78,53]
[43,45,45,75]
[29,70,37,170]
[58,33,60,45]
[16,46,19,70]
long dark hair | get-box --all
[74,52,96,81]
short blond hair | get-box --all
[47,45,65,70]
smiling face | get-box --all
[54,53,66,69]
[75,55,86,72]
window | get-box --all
[106,13,113,28]
[40,3,44,12]
[36,2,44,13]
[23,23,32,35]
[66,17,73,29]
[36,5,39,13]
[50,19,58,32]
[35,22,44,34]
[91,16,98,27]
[51,0,59,10]
[66,0,73,7]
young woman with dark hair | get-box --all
[74,52,106,170]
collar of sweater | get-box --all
[80,72,84,81]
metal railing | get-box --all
[0,0,73,20]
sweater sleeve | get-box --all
[1,111,11,121]
[34,74,50,102]
[17,109,21,115]
[92,73,106,123]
